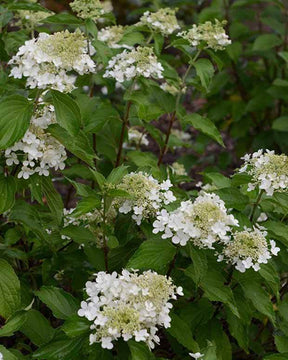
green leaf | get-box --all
[264,354,288,360]
[0,95,33,149]
[194,58,215,91]
[203,172,231,189]
[253,34,282,51]
[184,113,224,146]
[167,313,199,352]
[48,124,95,167]
[72,195,101,217]
[51,90,81,136]
[215,188,249,211]
[275,335,288,353]
[272,116,288,132]
[0,345,18,360]
[264,221,288,247]
[0,259,21,319]
[32,335,84,359]
[0,311,27,337]
[7,2,49,11]
[128,340,154,360]
[41,177,63,225]
[62,315,90,338]
[61,225,96,247]
[235,272,275,322]
[226,310,249,353]
[106,165,128,184]
[127,240,176,273]
[0,175,16,214]
[189,244,208,284]
[42,13,83,24]
[35,286,79,320]
[20,309,55,346]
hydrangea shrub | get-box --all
[0,0,288,359]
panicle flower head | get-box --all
[177,19,231,51]
[5,105,66,179]
[78,270,183,349]
[103,46,164,83]
[98,25,132,49]
[117,172,176,225]
[171,162,187,176]
[153,192,238,248]
[9,30,96,92]
[239,149,288,196]
[70,0,109,20]
[123,128,149,149]
[160,82,185,96]
[137,8,180,36]
[218,227,280,272]
[14,9,50,31]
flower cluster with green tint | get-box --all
[70,0,108,20]
[78,270,183,349]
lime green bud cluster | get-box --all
[138,8,180,36]
[70,0,108,20]
[15,10,50,31]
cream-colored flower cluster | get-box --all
[153,192,239,248]
[117,172,176,225]
[239,149,288,196]
[137,8,180,36]
[103,47,164,83]
[14,10,50,31]
[78,270,183,349]
[97,25,132,49]
[218,227,280,272]
[70,0,110,21]
[9,30,96,92]
[5,105,66,179]
[178,19,231,50]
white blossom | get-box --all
[123,128,149,149]
[117,172,176,225]
[239,149,288,196]
[5,105,66,179]
[70,0,110,21]
[103,47,163,83]
[153,192,238,248]
[178,19,231,51]
[78,270,182,349]
[189,353,204,359]
[218,227,280,272]
[9,30,96,92]
[98,25,132,49]
[137,8,180,36]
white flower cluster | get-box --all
[0,352,3,360]
[14,9,50,31]
[5,105,66,179]
[218,227,280,272]
[117,172,176,225]
[178,19,231,51]
[171,162,187,176]
[137,8,180,36]
[160,82,185,96]
[98,25,132,49]
[9,30,96,92]
[153,192,238,248]
[123,128,149,149]
[70,0,110,20]
[239,149,288,196]
[103,47,164,83]
[78,270,183,349]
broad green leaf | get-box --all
[0,345,18,360]
[7,2,49,11]
[48,124,95,167]
[62,315,90,338]
[279,51,288,63]
[51,90,81,136]
[167,313,199,352]
[106,165,128,184]
[194,58,215,91]
[20,309,55,346]
[275,335,288,353]
[264,221,288,247]
[35,286,79,320]
[203,172,231,189]
[0,175,16,214]
[189,244,208,284]
[226,310,249,353]
[215,188,249,211]
[61,225,96,247]
[0,259,21,319]
[128,340,154,360]
[272,116,288,132]
[184,114,224,146]
[264,354,288,360]
[32,335,84,359]
[72,195,101,217]
[41,177,64,225]
[0,311,27,337]
[0,95,33,149]
[127,240,177,273]
[253,34,282,51]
